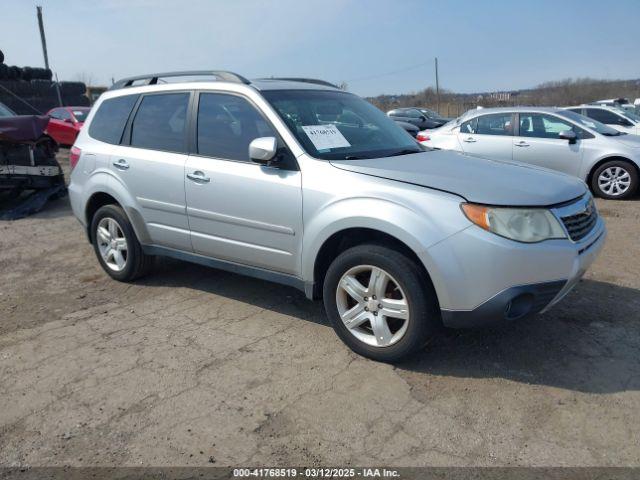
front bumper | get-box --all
[422,216,606,328]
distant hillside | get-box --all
[367,78,640,118]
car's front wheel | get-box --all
[323,244,440,362]
[91,204,152,281]
[591,160,638,199]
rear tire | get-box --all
[591,160,638,199]
[90,204,153,281]
[323,243,440,362]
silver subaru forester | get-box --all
[68,71,606,362]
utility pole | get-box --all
[36,6,63,107]
[435,57,440,114]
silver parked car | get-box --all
[419,106,640,199]
[68,72,606,362]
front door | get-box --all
[185,92,302,274]
[512,112,583,177]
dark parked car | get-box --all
[395,120,419,138]
[0,102,16,117]
[418,108,452,125]
[0,115,64,193]
[387,107,448,130]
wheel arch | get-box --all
[586,156,640,188]
[309,227,439,307]
[84,188,150,244]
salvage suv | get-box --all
[68,71,606,362]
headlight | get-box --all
[461,203,566,243]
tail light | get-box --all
[69,146,81,171]
[416,133,430,142]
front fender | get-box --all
[301,195,468,298]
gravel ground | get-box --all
[0,149,639,467]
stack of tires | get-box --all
[0,49,90,115]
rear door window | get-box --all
[89,94,139,144]
[476,113,513,136]
[130,93,190,153]
[459,117,477,134]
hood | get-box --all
[609,132,640,148]
[330,150,587,206]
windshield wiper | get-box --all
[386,149,422,157]
[344,155,369,160]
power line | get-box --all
[346,61,434,84]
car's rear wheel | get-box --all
[323,244,440,362]
[91,204,152,281]
[591,160,638,199]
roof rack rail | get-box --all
[109,70,251,90]
[258,77,340,89]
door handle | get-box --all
[186,171,210,183]
[515,141,530,147]
[463,137,476,143]
[113,159,130,170]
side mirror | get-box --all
[419,115,427,122]
[559,130,577,144]
[249,137,277,164]
[64,118,74,124]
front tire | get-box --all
[323,244,440,362]
[90,204,152,281]
[591,160,638,199]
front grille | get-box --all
[561,200,597,241]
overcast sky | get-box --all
[1,0,639,97]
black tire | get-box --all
[323,243,440,362]
[90,204,153,282]
[591,160,638,199]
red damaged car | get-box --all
[45,106,90,146]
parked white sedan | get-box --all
[418,107,640,199]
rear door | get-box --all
[457,112,515,161]
[512,112,584,176]
[110,91,192,250]
[184,91,302,274]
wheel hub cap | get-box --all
[598,166,631,196]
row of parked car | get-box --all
[407,103,640,199]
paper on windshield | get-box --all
[302,125,350,151]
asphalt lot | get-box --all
[0,149,639,467]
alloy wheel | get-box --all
[336,265,410,347]
[96,217,128,272]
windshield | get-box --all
[0,103,15,117]
[72,108,90,122]
[615,108,640,122]
[262,90,422,160]
[558,110,623,136]
[419,108,439,118]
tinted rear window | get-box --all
[130,93,189,153]
[89,95,138,144]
